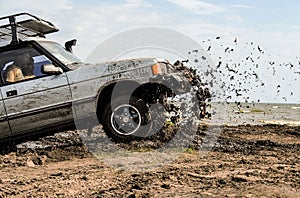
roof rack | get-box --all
[0,12,59,44]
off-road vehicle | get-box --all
[0,13,207,144]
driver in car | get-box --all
[6,53,35,82]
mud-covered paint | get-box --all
[1,73,72,135]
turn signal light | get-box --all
[151,63,163,75]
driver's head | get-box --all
[15,53,33,66]
[14,53,34,76]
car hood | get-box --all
[66,58,157,83]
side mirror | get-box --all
[42,64,63,75]
[65,39,77,53]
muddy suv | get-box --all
[0,13,207,143]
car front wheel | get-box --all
[101,96,150,142]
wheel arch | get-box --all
[96,80,140,123]
[96,80,173,123]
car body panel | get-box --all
[1,74,72,135]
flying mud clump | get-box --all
[186,35,300,105]
[172,60,212,118]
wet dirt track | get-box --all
[0,124,299,197]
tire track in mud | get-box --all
[1,124,299,167]
[0,124,299,197]
[91,125,300,197]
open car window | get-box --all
[0,47,53,84]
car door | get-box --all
[0,46,73,135]
[0,90,10,139]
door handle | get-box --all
[6,90,18,97]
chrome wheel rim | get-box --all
[111,104,142,136]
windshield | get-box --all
[39,41,81,66]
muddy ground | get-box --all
[0,124,299,197]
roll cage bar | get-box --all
[0,13,59,45]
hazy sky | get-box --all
[1,0,300,103]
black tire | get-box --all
[101,96,150,142]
